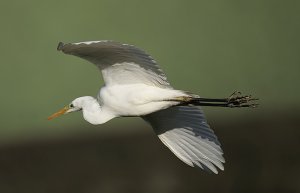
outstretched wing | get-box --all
[57,41,171,88]
[143,106,225,174]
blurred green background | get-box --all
[0,0,299,193]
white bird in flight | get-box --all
[48,40,257,174]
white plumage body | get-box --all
[98,84,187,116]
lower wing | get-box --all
[142,105,225,174]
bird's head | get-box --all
[47,98,85,120]
[48,96,113,125]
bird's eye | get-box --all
[69,104,74,108]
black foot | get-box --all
[227,91,259,108]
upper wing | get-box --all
[142,106,225,174]
[57,41,172,88]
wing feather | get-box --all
[143,106,225,174]
[57,41,171,88]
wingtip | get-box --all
[57,42,65,51]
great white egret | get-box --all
[48,41,257,174]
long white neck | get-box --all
[75,96,116,125]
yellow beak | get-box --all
[47,106,69,120]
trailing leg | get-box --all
[172,91,259,108]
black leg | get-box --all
[187,91,259,108]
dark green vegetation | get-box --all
[0,0,299,192]
[1,114,299,193]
